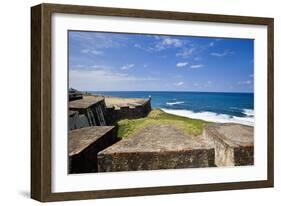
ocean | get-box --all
[89,91,254,126]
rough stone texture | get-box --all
[69,88,83,101]
[98,124,214,172]
[106,98,151,124]
[204,123,254,167]
[68,126,119,173]
[69,95,151,127]
[69,96,104,110]
[68,111,90,130]
[69,96,107,127]
[104,96,149,108]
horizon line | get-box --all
[79,90,254,94]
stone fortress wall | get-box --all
[106,99,151,124]
[68,93,151,130]
[68,89,254,174]
[68,90,152,173]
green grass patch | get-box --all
[117,109,209,138]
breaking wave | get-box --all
[242,109,254,117]
[166,101,184,106]
[161,108,254,126]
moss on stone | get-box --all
[117,109,209,138]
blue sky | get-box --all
[69,31,254,92]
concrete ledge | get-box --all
[204,123,254,166]
[68,126,119,173]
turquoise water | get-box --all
[89,91,254,126]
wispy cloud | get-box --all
[121,64,135,70]
[89,65,109,70]
[176,48,195,58]
[134,43,142,49]
[174,81,184,86]
[134,36,188,53]
[238,80,252,85]
[176,62,189,68]
[190,64,204,69]
[154,37,186,51]
[69,69,157,91]
[210,50,233,57]
[70,64,109,71]
[81,49,103,55]
[70,32,128,51]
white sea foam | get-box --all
[242,109,254,117]
[166,101,184,106]
[161,108,254,126]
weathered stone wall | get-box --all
[69,99,107,130]
[204,124,254,167]
[234,146,254,166]
[69,126,119,173]
[98,149,215,172]
[69,97,152,128]
[106,99,152,124]
[69,111,90,130]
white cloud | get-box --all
[71,64,109,71]
[91,50,104,55]
[194,57,201,61]
[190,64,204,69]
[81,49,90,53]
[134,43,142,49]
[121,64,135,70]
[176,62,189,68]
[176,48,195,58]
[193,83,199,87]
[238,80,252,85]
[72,64,85,68]
[162,38,182,47]
[69,69,157,91]
[174,81,184,86]
[210,50,233,57]
[70,32,128,51]
[154,37,184,51]
[81,49,103,55]
[89,65,109,70]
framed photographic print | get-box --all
[31,3,274,202]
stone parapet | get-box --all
[98,149,214,172]
[98,124,214,172]
[68,126,119,173]
[204,123,254,166]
